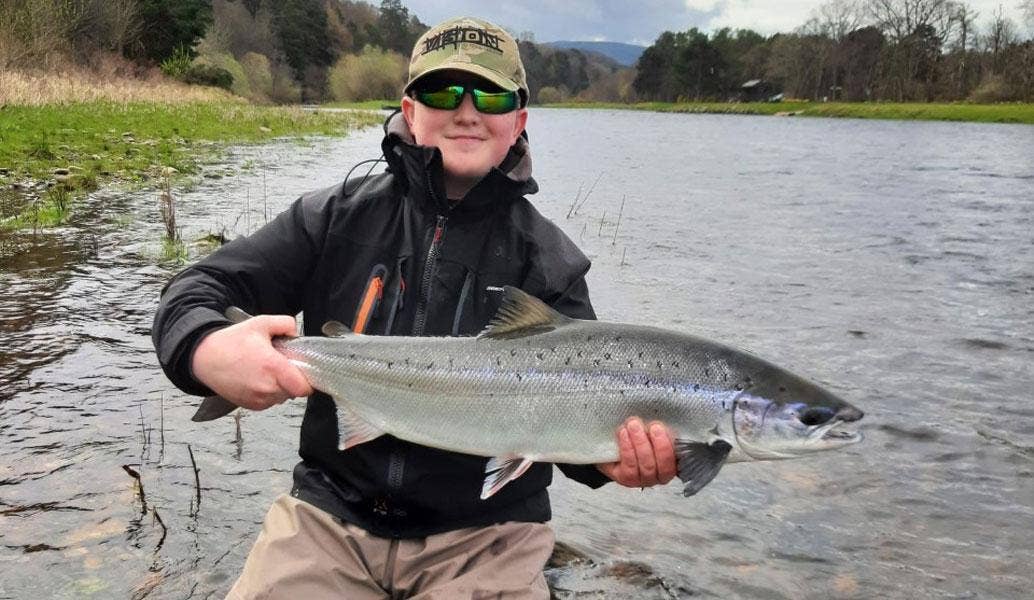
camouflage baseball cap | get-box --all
[405,17,528,104]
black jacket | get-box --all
[153,113,611,538]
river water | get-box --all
[1,109,1032,599]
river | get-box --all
[1,109,1032,599]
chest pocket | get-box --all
[352,259,407,336]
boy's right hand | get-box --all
[191,315,314,411]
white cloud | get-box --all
[683,0,722,10]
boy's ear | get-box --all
[401,96,416,131]
[513,108,528,143]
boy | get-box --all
[153,16,675,598]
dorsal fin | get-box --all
[224,306,253,324]
[478,286,573,340]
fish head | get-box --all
[730,374,864,460]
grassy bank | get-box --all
[321,99,400,111]
[0,100,382,231]
[543,100,1034,124]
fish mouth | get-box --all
[811,419,864,446]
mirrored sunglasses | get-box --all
[414,85,519,114]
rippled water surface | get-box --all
[2,110,1032,599]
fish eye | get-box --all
[798,406,836,427]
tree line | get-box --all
[634,0,1034,102]
[0,0,623,105]
[2,0,1030,104]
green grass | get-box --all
[542,100,1034,124]
[0,101,383,231]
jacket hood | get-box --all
[381,111,538,214]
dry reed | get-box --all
[0,68,234,106]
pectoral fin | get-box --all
[335,401,385,451]
[482,456,535,500]
[191,395,239,422]
[674,440,732,497]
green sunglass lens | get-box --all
[472,90,518,114]
[418,86,464,110]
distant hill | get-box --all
[545,41,645,67]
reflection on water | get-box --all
[1,113,1032,598]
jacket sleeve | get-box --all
[152,186,336,396]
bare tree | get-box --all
[811,0,867,41]
[1019,0,1034,38]
[983,4,1018,71]
[867,0,956,41]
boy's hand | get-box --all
[191,315,313,411]
[597,418,678,487]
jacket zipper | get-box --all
[411,214,447,336]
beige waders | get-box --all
[226,494,553,599]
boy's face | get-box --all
[401,71,528,195]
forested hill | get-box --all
[546,41,646,67]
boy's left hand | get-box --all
[597,417,678,487]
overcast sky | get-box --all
[404,1,1032,46]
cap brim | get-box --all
[405,62,520,94]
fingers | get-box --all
[650,422,678,484]
[274,358,314,399]
[598,417,678,488]
[628,418,659,486]
[254,314,301,337]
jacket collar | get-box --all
[381,111,538,218]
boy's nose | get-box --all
[453,94,479,121]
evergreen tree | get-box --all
[133,0,213,62]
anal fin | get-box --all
[335,401,385,451]
[675,439,732,497]
[481,456,535,500]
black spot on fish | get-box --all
[627,360,634,369]
[496,357,502,366]
[672,361,679,368]
[604,352,611,360]
[615,336,622,342]
[349,353,356,359]
[426,362,434,370]
[565,356,571,365]
[387,361,393,369]
[693,384,700,392]
[638,352,644,359]
[593,359,601,367]
[516,373,523,382]
[779,386,787,393]
[537,352,544,360]
[510,349,517,356]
